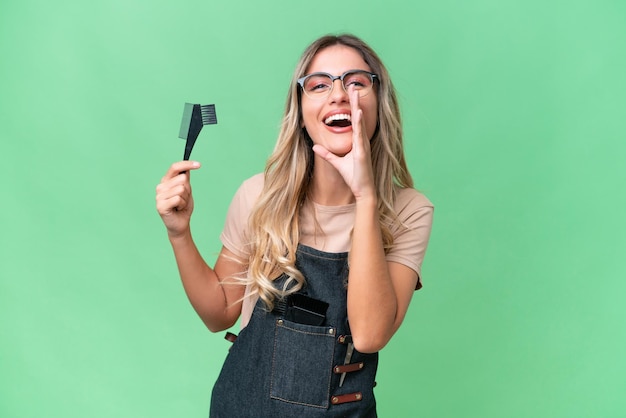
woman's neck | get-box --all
[308,157,355,206]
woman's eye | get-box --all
[306,76,331,91]
[345,75,368,88]
[310,82,330,91]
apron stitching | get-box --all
[269,319,279,402]
[278,322,335,336]
[269,395,329,409]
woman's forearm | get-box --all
[347,197,398,353]
[169,232,243,332]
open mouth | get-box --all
[324,113,352,128]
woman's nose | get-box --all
[328,79,349,102]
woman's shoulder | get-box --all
[226,173,265,218]
[241,172,264,191]
[235,173,265,202]
[395,187,434,212]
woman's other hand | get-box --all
[155,161,201,238]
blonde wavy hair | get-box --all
[245,34,414,310]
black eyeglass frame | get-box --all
[297,70,379,99]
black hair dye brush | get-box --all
[178,103,218,160]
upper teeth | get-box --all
[325,113,351,124]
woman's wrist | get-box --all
[354,193,378,209]
[168,228,193,245]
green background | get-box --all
[1,0,625,416]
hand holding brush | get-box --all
[156,160,202,238]
[156,103,218,236]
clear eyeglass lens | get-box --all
[303,71,374,99]
[303,75,333,95]
[343,71,372,92]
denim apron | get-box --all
[210,244,378,417]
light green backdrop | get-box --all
[1,0,625,417]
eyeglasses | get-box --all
[297,70,378,100]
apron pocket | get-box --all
[270,318,336,408]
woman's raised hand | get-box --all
[312,88,376,201]
[155,161,201,238]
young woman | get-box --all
[156,34,434,417]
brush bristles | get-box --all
[200,104,217,125]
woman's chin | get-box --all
[329,144,353,157]
[323,136,353,156]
